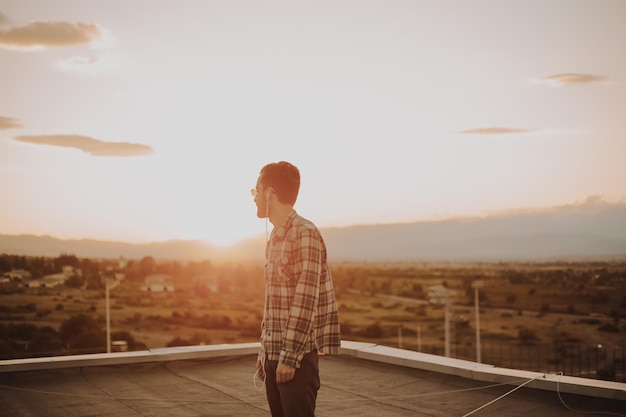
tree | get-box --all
[139,256,156,276]
[58,314,105,351]
[359,323,384,338]
[167,336,191,347]
[518,327,537,344]
[54,253,80,270]
[65,275,84,289]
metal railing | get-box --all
[414,341,626,382]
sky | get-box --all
[1,0,625,247]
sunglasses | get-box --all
[251,188,274,197]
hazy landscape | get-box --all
[2,197,625,262]
[1,198,625,382]
[1,252,625,382]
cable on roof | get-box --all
[554,372,626,417]
[318,377,537,403]
[460,375,541,416]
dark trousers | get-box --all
[265,350,320,417]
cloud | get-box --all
[64,55,99,65]
[532,73,610,87]
[0,116,22,129]
[484,195,622,219]
[0,20,112,50]
[571,194,607,207]
[456,127,538,135]
[55,52,121,75]
[13,134,154,157]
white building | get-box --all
[43,273,67,288]
[3,269,31,281]
[141,274,174,292]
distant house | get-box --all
[111,340,128,352]
[43,273,67,288]
[141,274,174,292]
[24,265,81,289]
[3,269,31,281]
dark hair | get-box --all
[260,161,300,205]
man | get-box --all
[252,161,340,417]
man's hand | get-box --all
[256,360,265,381]
[276,363,296,383]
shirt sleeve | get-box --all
[279,227,322,368]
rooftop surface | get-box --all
[1,342,625,417]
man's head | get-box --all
[253,161,300,219]
[258,161,300,205]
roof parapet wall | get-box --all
[1,340,624,401]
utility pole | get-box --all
[416,325,421,352]
[444,302,451,357]
[472,280,484,363]
[428,284,456,357]
[104,269,119,354]
[106,279,111,353]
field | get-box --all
[1,260,625,379]
[334,262,626,351]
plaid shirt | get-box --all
[259,210,341,368]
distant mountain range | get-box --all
[2,198,626,262]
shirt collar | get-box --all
[272,209,298,240]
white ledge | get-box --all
[339,341,626,401]
[2,340,624,401]
[0,342,261,372]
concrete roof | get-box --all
[1,341,624,417]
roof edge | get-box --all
[1,341,624,401]
[340,341,626,401]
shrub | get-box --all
[340,323,352,336]
[579,318,602,325]
[405,305,426,316]
[358,323,384,338]
[19,303,37,313]
[36,310,51,318]
[518,327,537,343]
[597,364,616,381]
[65,275,84,289]
[598,323,620,333]
[588,291,610,305]
[166,336,191,347]
[59,314,105,351]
